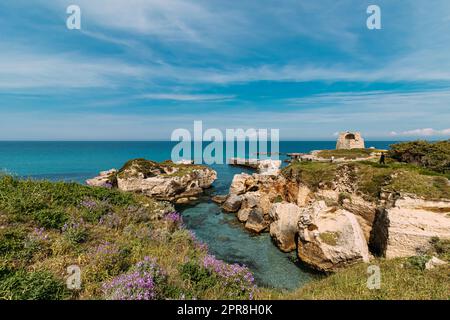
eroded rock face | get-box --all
[370,196,450,259]
[297,201,370,272]
[341,195,377,242]
[87,159,216,202]
[269,202,303,252]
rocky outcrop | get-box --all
[225,172,289,215]
[87,159,216,202]
[269,202,303,252]
[222,159,450,272]
[297,201,370,272]
[229,158,282,175]
[370,196,450,258]
[86,169,117,188]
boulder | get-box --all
[370,197,450,258]
[237,207,252,222]
[229,173,253,195]
[269,202,303,252]
[297,201,370,272]
[222,194,243,213]
[211,195,227,204]
[245,208,268,233]
[241,191,261,209]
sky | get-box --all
[0,0,450,140]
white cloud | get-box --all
[391,128,450,137]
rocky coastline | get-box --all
[219,156,450,272]
[86,150,449,274]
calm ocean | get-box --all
[0,141,394,289]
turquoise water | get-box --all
[0,141,394,289]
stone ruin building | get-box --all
[336,131,365,149]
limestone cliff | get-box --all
[221,161,450,271]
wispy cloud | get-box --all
[137,93,235,102]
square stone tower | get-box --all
[336,132,365,149]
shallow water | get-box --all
[0,141,394,289]
[181,200,315,290]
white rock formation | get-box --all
[370,197,450,259]
[297,201,370,271]
[269,202,303,252]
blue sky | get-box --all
[0,0,449,140]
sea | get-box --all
[0,141,395,290]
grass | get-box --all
[282,159,450,201]
[259,257,449,300]
[316,148,384,160]
[282,161,337,191]
[388,140,450,174]
[355,162,450,200]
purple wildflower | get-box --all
[80,199,97,210]
[202,255,257,299]
[164,212,183,224]
[102,182,113,189]
[102,257,166,300]
[30,227,49,241]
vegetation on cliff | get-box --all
[388,140,450,175]
[0,176,255,300]
[282,159,450,200]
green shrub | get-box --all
[179,261,218,292]
[430,237,450,262]
[0,176,136,218]
[62,220,88,244]
[0,269,68,300]
[405,255,431,271]
[34,209,68,229]
[388,140,450,174]
[0,228,25,257]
